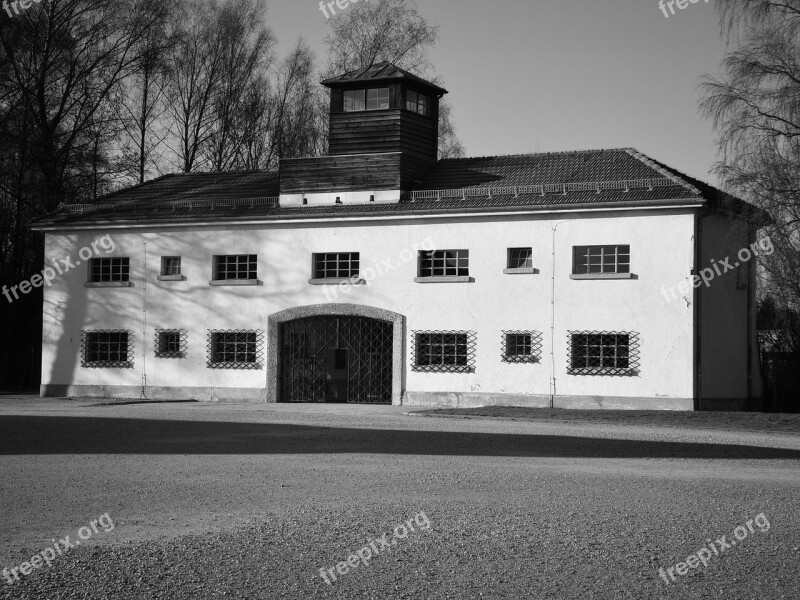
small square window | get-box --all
[508,248,533,269]
[155,329,187,359]
[161,257,181,276]
[501,331,542,363]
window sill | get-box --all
[84,281,133,288]
[308,277,366,286]
[414,276,474,284]
[569,273,636,280]
[209,279,262,286]
[503,267,539,275]
[157,275,186,282]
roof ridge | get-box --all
[438,148,636,163]
[623,148,703,196]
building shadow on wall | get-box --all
[1,416,799,459]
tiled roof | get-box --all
[320,61,448,95]
[32,148,758,228]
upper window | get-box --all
[161,256,181,277]
[81,330,133,368]
[418,250,469,278]
[344,88,389,112]
[508,248,533,269]
[313,253,360,279]
[213,255,257,281]
[568,331,639,376]
[573,245,630,275]
[89,258,129,283]
[412,331,476,373]
[406,90,429,116]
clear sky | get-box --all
[269,0,728,185]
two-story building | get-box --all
[32,62,763,410]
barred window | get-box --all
[207,330,263,369]
[502,331,542,363]
[508,248,533,269]
[418,250,469,278]
[573,245,630,275]
[213,255,257,281]
[161,256,181,276]
[89,258,130,282]
[313,253,360,279]
[412,331,476,373]
[568,331,640,375]
[81,331,133,368]
[155,329,187,359]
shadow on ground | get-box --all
[1,416,799,459]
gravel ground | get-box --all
[0,397,798,599]
[409,406,800,434]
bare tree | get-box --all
[203,0,276,171]
[701,1,800,358]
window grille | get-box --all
[154,329,187,359]
[207,330,263,369]
[81,330,134,368]
[501,331,543,363]
[567,331,640,375]
[412,331,477,373]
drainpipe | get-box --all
[746,228,754,412]
[550,221,567,409]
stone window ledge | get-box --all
[308,277,366,286]
[504,267,539,275]
[414,276,474,284]
[84,281,133,288]
[569,273,636,280]
[209,279,262,286]
[157,275,186,282]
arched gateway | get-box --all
[266,305,405,405]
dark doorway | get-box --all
[280,316,393,404]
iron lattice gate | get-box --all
[280,316,393,404]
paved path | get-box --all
[0,397,798,599]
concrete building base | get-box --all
[40,385,266,403]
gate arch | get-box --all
[267,304,405,404]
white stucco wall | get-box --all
[40,207,703,406]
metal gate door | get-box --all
[280,316,393,404]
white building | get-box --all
[32,63,764,410]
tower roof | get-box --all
[321,61,448,96]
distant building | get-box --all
[32,63,764,410]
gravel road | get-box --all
[0,397,798,599]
